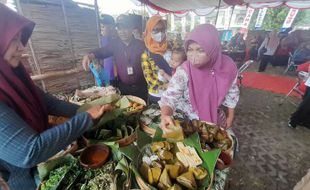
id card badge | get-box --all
[127,66,134,75]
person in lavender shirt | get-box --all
[82,14,147,101]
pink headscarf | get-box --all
[182,24,237,123]
[0,4,48,133]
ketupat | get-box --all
[176,171,197,190]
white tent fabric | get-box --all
[135,0,310,13]
[286,1,310,8]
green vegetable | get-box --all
[40,165,70,190]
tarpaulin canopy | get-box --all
[132,0,310,15]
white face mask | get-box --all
[151,32,165,43]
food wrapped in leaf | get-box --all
[165,164,181,179]
[176,171,197,190]
[158,168,172,189]
[157,150,174,161]
[189,166,208,180]
[162,120,184,141]
[151,161,162,169]
[151,142,165,152]
[151,167,162,184]
[214,130,227,141]
[140,163,157,185]
[176,142,202,167]
[207,125,219,135]
[214,138,232,151]
[167,184,183,190]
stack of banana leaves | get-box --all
[77,94,145,145]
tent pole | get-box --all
[228,6,235,29]
[61,0,80,89]
[15,0,46,91]
[215,0,222,25]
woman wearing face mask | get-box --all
[159,24,239,130]
[141,16,172,104]
[0,5,113,189]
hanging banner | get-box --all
[240,7,254,33]
[242,7,254,29]
[282,8,299,28]
[255,8,267,28]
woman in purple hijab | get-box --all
[0,4,112,189]
[159,24,239,130]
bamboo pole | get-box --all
[94,0,101,47]
[15,0,47,91]
[31,68,81,81]
[60,0,80,89]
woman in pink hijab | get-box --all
[159,24,239,130]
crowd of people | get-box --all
[1,2,310,188]
[249,30,310,72]
[0,4,240,189]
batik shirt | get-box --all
[159,67,239,122]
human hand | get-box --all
[82,53,95,71]
[159,69,165,76]
[86,104,113,120]
[160,115,174,131]
[226,116,234,129]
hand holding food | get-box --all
[82,53,95,71]
[86,104,113,120]
[160,115,175,131]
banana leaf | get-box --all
[184,133,221,188]
[115,96,131,109]
[37,154,76,181]
[136,129,152,149]
[115,157,131,190]
[96,129,112,139]
[119,145,140,164]
[121,124,128,137]
[103,142,122,161]
[93,108,123,128]
[39,157,78,190]
[152,127,165,142]
[77,94,120,113]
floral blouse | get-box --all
[159,67,240,120]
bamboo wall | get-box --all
[19,0,98,93]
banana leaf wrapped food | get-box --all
[138,141,210,190]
